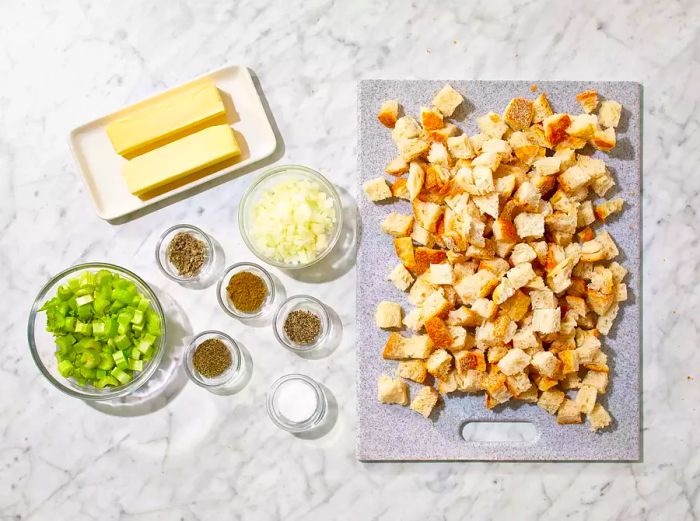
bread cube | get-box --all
[510,243,537,265]
[472,298,498,319]
[566,114,599,139]
[492,279,516,305]
[394,237,416,271]
[427,142,450,166]
[556,398,582,424]
[559,165,591,193]
[575,384,597,414]
[422,290,451,320]
[411,224,435,247]
[472,193,500,219]
[432,84,464,116]
[402,307,425,332]
[363,177,392,202]
[503,97,534,130]
[582,370,609,393]
[453,270,498,304]
[426,349,453,380]
[591,127,616,152]
[410,386,440,417]
[392,115,422,142]
[385,156,409,176]
[538,388,565,414]
[478,112,508,138]
[532,308,561,334]
[377,375,409,405]
[447,306,482,327]
[576,89,599,113]
[396,360,428,383]
[506,262,536,290]
[447,135,475,159]
[420,106,444,130]
[598,100,622,128]
[381,212,414,237]
[398,138,431,161]
[594,198,624,223]
[387,263,414,292]
[425,316,452,349]
[447,326,469,351]
[543,113,572,147]
[514,212,545,239]
[377,100,399,128]
[427,263,453,285]
[497,348,532,376]
[413,199,444,232]
[532,93,553,123]
[391,178,410,200]
[375,301,403,329]
[588,403,612,431]
[531,351,562,378]
[533,156,562,176]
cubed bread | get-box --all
[533,156,562,176]
[556,398,582,424]
[531,351,562,378]
[591,127,616,152]
[472,193,500,219]
[453,270,498,304]
[447,135,475,159]
[391,177,410,200]
[407,161,425,200]
[503,97,534,130]
[363,177,392,202]
[426,349,453,380]
[383,332,434,360]
[497,348,532,376]
[427,263,453,285]
[381,212,414,237]
[506,262,536,290]
[387,263,414,291]
[472,298,498,319]
[532,93,553,123]
[582,370,609,393]
[392,115,422,142]
[424,316,453,349]
[378,100,399,128]
[543,113,572,147]
[447,326,469,351]
[375,301,403,329]
[394,237,416,271]
[510,243,537,265]
[538,388,565,414]
[410,386,440,417]
[566,114,599,139]
[514,212,545,239]
[478,112,509,138]
[532,308,561,334]
[385,156,409,175]
[413,199,444,232]
[432,83,464,116]
[398,137,431,161]
[377,374,409,405]
[559,165,591,193]
[447,306,482,327]
[588,403,612,431]
[505,372,533,396]
[594,198,624,223]
[402,307,424,332]
[575,384,597,414]
[397,359,428,383]
[598,100,622,128]
[422,290,451,320]
[427,142,450,166]
[500,290,531,321]
[575,89,598,113]
[558,349,579,374]
[420,106,445,130]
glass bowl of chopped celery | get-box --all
[27,263,167,401]
[238,165,343,269]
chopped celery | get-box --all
[40,269,162,389]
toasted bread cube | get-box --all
[515,384,539,402]
[381,212,414,237]
[498,348,532,376]
[471,165,495,194]
[387,263,414,292]
[559,165,592,193]
[514,212,545,239]
[490,279,514,305]
[469,133,490,154]
[591,127,616,152]
[543,113,572,147]
[558,349,579,374]
[363,177,392,202]
[532,308,561,334]
[576,89,599,114]
[531,351,562,378]
[425,316,452,349]
[538,388,565,414]
[510,243,536,265]
[577,200,596,227]
[506,262,536,290]
[472,193,500,220]
[392,115,421,142]
[482,138,512,157]
[406,161,425,201]
[377,375,409,405]
[422,290,451,320]
[446,326,468,351]
[390,178,410,200]
[588,403,612,431]
[556,398,582,424]
[397,360,428,383]
[598,100,622,128]
[596,302,619,335]
[505,372,533,396]
[486,372,513,404]
[383,333,434,360]
[427,263,453,285]
[532,93,553,123]
[408,277,437,306]
[537,375,559,392]
[503,97,534,131]
[375,301,403,329]
[385,156,409,176]
[534,156,562,176]
[398,138,431,161]
[454,349,486,374]
[501,290,531,321]
[566,114,599,139]
[512,327,540,351]
[472,151,502,172]
[454,270,498,304]
[478,112,509,139]
[427,141,450,166]
[410,386,440,417]
[447,306,483,327]
[595,198,624,223]
[479,258,511,278]
[428,123,460,143]
[582,370,609,393]
[471,298,497,319]
[575,384,597,414]
[413,200,444,233]
[377,100,399,128]
[615,283,628,302]
[432,84,464,116]
[394,237,416,271]
[447,135,475,159]
[402,307,424,332]
[455,369,485,393]
[420,106,444,131]
[426,349,453,380]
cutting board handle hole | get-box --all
[460,421,537,443]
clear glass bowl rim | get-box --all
[27,262,168,401]
[238,164,343,269]
[154,223,214,282]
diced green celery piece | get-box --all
[64,316,76,332]
[58,360,74,377]
[74,321,92,335]
[117,323,128,336]
[131,295,141,306]
[93,379,105,389]
[128,359,144,372]
[81,350,100,369]
[131,309,144,326]
[77,305,93,320]
[132,323,144,334]
[74,286,95,297]
[103,317,118,338]
[95,270,113,286]
[75,376,86,386]
[101,375,120,387]
[95,369,107,379]
[98,353,115,370]
[110,367,132,385]
[80,367,96,379]
[116,360,128,370]
[93,296,109,316]
[112,350,126,366]
[55,335,76,350]
[78,271,95,287]
[137,298,150,312]
[75,294,94,307]
[68,278,81,292]
[142,346,154,360]
[146,314,162,336]
[136,333,155,354]
[131,349,141,360]
[57,301,70,315]
[113,289,131,304]
[114,335,130,351]
[57,285,73,300]
[92,320,106,337]
[75,337,98,349]
[117,311,133,326]
[67,297,78,313]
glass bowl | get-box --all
[155,224,214,283]
[266,374,328,433]
[238,165,343,269]
[273,295,330,353]
[27,263,167,401]
[184,330,243,390]
[217,262,276,319]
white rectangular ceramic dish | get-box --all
[69,65,278,220]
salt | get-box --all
[274,379,318,423]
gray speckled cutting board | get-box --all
[356,80,642,461]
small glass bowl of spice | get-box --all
[155,224,213,283]
[217,262,275,319]
[184,330,244,390]
[273,295,329,353]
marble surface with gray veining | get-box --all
[0,0,698,519]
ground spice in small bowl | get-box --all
[192,338,232,378]
[284,309,322,345]
[226,271,267,313]
[167,232,207,278]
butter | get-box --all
[122,124,240,196]
[106,83,227,158]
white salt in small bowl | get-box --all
[265,374,327,433]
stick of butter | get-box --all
[106,83,226,158]
[122,124,240,196]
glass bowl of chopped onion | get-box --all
[27,263,167,401]
[238,165,343,269]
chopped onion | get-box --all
[250,176,337,265]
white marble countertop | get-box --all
[1,0,698,519]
